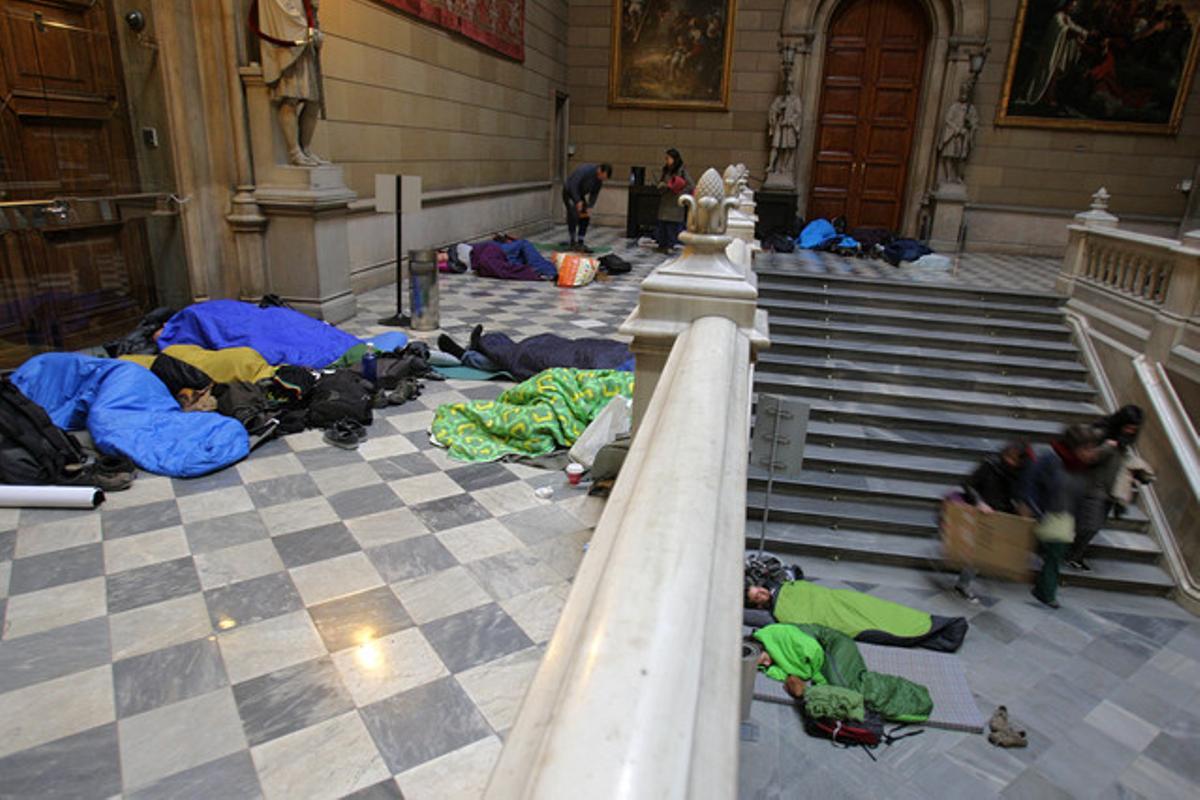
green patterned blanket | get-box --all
[431,368,634,463]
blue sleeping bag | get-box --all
[12,353,248,478]
[158,300,361,367]
[799,219,838,250]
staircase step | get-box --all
[805,419,1019,458]
[757,352,1096,401]
[748,523,1173,595]
[755,279,1068,323]
[754,395,1091,440]
[745,482,1151,535]
[768,334,1090,380]
[770,318,1079,359]
[757,297,1073,341]
[754,268,1066,308]
[754,372,1102,422]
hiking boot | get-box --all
[988,728,1028,748]
[988,706,1010,733]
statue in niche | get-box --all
[254,0,327,167]
[765,60,801,188]
[937,80,980,184]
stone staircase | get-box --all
[746,268,1175,596]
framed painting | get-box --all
[997,0,1200,134]
[608,0,737,110]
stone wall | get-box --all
[967,0,1199,225]
[566,0,786,227]
[312,0,570,197]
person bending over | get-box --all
[562,162,611,253]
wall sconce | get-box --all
[969,47,989,76]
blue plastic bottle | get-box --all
[362,344,378,387]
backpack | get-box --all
[801,705,923,761]
[0,377,88,485]
[744,553,804,593]
[306,370,374,429]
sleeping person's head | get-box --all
[746,585,771,608]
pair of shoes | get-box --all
[323,419,367,450]
[987,706,1029,748]
[1066,558,1092,572]
[954,585,980,604]
[1030,588,1060,609]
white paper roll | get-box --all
[0,485,105,509]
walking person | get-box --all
[1022,425,1102,609]
[1067,404,1152,571]
[654,148,692,253]
[953,440,1033,602]
[562,162,611,253]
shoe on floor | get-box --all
[954,584,981,604]
[323,419,365,450]
[1031,588,1060,609]
[988,728,1028,748]
[988,706,1009,733]
[575,243,594,254]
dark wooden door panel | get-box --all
[808,0,928,231]
[0,0,153,368]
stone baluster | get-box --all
[1058,187,1121,296]
[721,164,760,279]
[620,167,770,428]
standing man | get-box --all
[563,162,611,253]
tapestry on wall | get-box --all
[608,0,737,110]
[997,0,1199,134]
[375,0,524,61]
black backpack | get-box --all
[306,370,373,429]
[0,377,88,485]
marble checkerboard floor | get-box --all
[2,226,1198,799]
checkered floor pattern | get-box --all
[0,226,663,799]
[2,226,1196,799]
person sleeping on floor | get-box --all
[437,324,633,381]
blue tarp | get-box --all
[12,353,248,478]
[158,300,361,367]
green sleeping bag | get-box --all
[772,580,967,652]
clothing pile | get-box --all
[785,217,937,266]
[4,299,437,480]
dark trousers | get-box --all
[563,191,589,243]
[1035,542,1068,603]
[655,219,683,248]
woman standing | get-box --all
[655,148,692,254]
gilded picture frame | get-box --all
[608,0,738,110]
[997,0,1200,134]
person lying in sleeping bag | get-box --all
[745,579,968,652]
[755,623,932,723]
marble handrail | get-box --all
[1068,224,1200,319]
[484,314,751,799]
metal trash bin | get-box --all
[740,639,762,721]
[408,248,439,331]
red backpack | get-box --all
[801,705,923,760]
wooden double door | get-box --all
[808,0,929,231]
[0,0,157,369]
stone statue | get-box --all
[256,0,327,167]
[937,81,979,184]
[765,60,801,188]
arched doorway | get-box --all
[807,0,930,230]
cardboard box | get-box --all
[941,500,1036,583]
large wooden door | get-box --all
[0,0,153,368]
[808,0,928,230]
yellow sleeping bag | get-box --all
[120,345,276,384]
